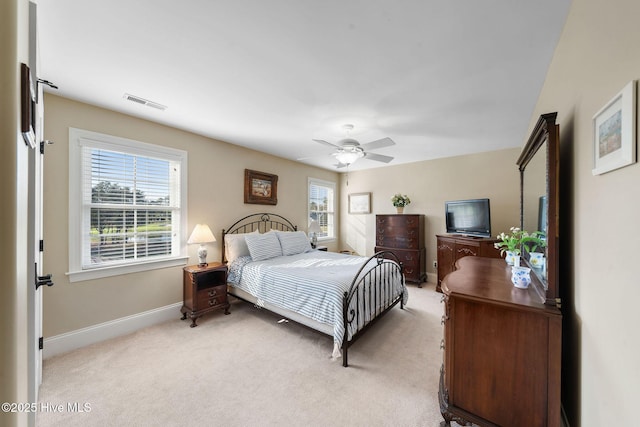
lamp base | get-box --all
[197,245,208,266]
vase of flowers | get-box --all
[391,193,411,214]
[494,227,527,266]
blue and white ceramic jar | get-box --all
[511,266,532,289]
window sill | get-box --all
[67,256,189,283]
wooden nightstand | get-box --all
[181,262,230,327]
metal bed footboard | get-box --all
[342,250,405,367]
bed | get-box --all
[222,213,408,367]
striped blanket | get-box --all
[227,251,406,348]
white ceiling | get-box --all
[35,0,571,171]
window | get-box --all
[308,178,336,241]
[68,128,188,282]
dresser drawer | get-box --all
[376,235,421,249]
[377,248,424,283]
[376,214,421,228]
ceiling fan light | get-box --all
[334,150,364,165]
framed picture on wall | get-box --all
[592,80,637,175]
[244,169,278,205]
[348,192,371,214]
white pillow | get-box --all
[224,230,258,263]
[277,231,311,256]
[245,232,283,261]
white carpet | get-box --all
[36,282,461,427]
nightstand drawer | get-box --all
[197,285,225,299]
[196,286,227,309]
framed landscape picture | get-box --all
[244,169,278,205]
[592,80,637,175]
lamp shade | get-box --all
[308,220,321,234]
[187,224,216,244]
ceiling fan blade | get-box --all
[313,139,340,148]
[364,152,394,163]
[360,137,395,151]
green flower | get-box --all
[391,193,411,207]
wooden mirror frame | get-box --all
[517,112,560,307]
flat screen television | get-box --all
[445,198,491,238]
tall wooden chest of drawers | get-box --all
[374,214,426,285]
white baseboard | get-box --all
[426,272,437,284]
[43,302,182,359]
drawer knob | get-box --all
[208,289,218,297]
[208,298,218,307]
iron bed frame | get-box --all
[221,213,406,367]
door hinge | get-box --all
[39,337,43,350]
[39,239,44,252]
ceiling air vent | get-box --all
[123,93,167,111]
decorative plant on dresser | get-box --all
[374,214,425,286]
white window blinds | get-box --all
[68,128,187,281]
[308,179,335,239]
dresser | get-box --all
[436,234,500,292]
[375,214,425,286]
[439,256,562,426]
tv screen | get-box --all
[445,198,491,237]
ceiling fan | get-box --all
[307,124,396,168]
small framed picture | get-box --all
[348,192,371,214]
[244,169,278,205]
[592,80,637,175]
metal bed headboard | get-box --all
[221,213,297,263]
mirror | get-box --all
[522,143,547,285]
[517,113,560,306]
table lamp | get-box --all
[187,224,216,266]
[308,220,321,249]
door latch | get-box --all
[36,273,54,290]
[35,264,54,290]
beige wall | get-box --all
[42,94,339,337]
[338,148,521,280]
[529,0,640,425]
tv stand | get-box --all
[436,234,500,292]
